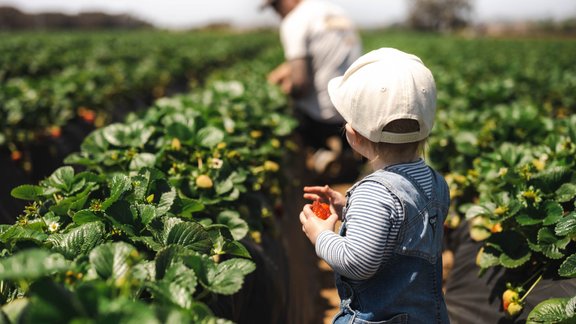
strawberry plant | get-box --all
[63,76,295,229]
[2,165,254,322]
[0,30,278,179]
[464,115,576,321]
[0,41,296,322]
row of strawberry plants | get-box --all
[0,41,296,322]
[465,115,576,321]
[0,30,276,175]
[363,32,576,321]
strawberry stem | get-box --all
[519,273,543,303]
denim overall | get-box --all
[332,165,450,324]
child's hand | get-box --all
[299,204,338,245]
[303,185,346,218]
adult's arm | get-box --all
[287,57,312,98]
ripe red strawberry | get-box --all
[11,150,22,161]
[49,126,61,138]
[78,107,96,124]
[311,201,331,220]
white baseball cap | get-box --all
[328,47,436,144]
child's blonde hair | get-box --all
[368,119,426,163]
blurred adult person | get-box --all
[262,0,363,182]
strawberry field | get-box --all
[0,29,575,323]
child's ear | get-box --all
[345,124,364,146]
[344,123,357,145]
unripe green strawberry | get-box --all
[502,289,519,311]
[196,175,213,189]
[506,301,523,317]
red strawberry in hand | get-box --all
[311,201,331,220]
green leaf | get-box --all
[499,249,532,268]
[48,186,92,216]
[89,242,137,282]
[72,209,101,224]
[44,166,75,193]
[221,187,240,202]
[217,210,248,241]
[10,185,44,200]
[105,201,137,233]
[92,296,160,324]
[155,245,187,280]
[78,129,110,157]
[273,113,297,136]
[26,278,86,323]
[136,203,157,225]
[498,143,522,166]
[132,167,166,201]
[204,258,255,295]
[102,122,154,148]
[187,302,223,323]
[0,226,48,245]
[528,298,572,324]
[516,208,546,226]
[178,198,205,218]
[166,122,195,142]
[223,241,251,258]
[556,212,576,237]
[102,174,131,210]
[454,131,479,155]
[538,227,566,259]
[156,187,176,216]
[197,126,224,148]
[566,296,576,318]
[130,153,157,171]
[73,281,113,318]
[529,166,572,194]
[182,252,213,284]
[476,246,500,269]
[0,250,69,280]
[556,183,576,203]
[486,231,531,268]
[47,222,106,259]
[129,236,163,252]
[542,201,565,226]
[215,178,234,195]
[146,262,197,309]
[465,205,491,220]
[1,298,29,324]
[161,217,182,242]
[206,225,230,256]
[165,222,212,254]
[558,254,576,278]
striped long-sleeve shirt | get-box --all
[315,159,433,281]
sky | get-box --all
[0,0,575,29]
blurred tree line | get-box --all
[0,6,151,30]
[408,0,472,31]
[1,1,574,34]
[406,0,576,35]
